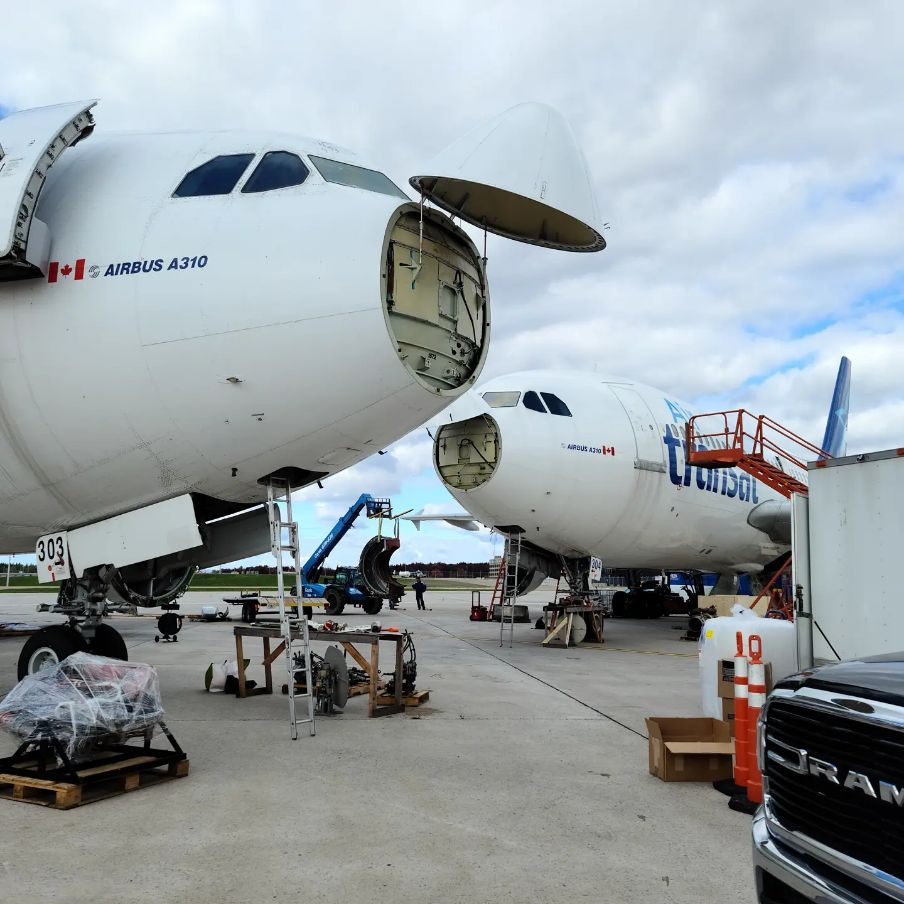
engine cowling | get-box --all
[108,562,198,608]
[512,543,561,595]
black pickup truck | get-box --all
[754,653,904,903]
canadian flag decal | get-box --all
[48,259,86,283]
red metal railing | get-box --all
[685,409,831,472]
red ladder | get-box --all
[488,557,505,619]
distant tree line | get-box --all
[0,562,37,573]
[209,561,493,579]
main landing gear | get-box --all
[16,567,130,680]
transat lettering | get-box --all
[663,433,758,503]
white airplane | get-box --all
[416,360,850,605]
[0,99,605,676]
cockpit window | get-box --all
[522,391,547,413]
[541,393,572,417]
[308,155,408,199]
[173,154,255,197]
[242,151,309,193]
[482,391,521,408]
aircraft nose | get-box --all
[434,413,500,491]
[382,204,490,397]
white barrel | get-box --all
[699,614,797,718]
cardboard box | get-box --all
[718,659,773,699]
[646,717,734,782]
[721,697,735,736]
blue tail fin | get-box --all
[820,356,851,458]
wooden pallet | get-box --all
[376,689,430,707]
[348,681,387,698]
[0,756,189,810]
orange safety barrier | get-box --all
[746,634,766,805]
[733,631,749,789]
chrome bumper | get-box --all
[753,810,869,904]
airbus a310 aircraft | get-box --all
[0,99,605,676]
[417,360,850,600]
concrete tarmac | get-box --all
[0,588,757,904]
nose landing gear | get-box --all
[16,621,129,680]
[18,625,88,679]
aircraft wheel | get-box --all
[18,625,88,680]
[323,587,346,616]
[88,623,129,660]
[362,598,383,615]
[611,591,627,617]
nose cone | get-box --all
[410,102,605,252]
[434,413,500,490]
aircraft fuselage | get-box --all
[434,370,788,573]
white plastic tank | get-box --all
[699,608,798,718]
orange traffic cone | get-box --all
[729,632,764,814]
[746,634,766,806]
[733,631,750,789]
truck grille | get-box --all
[764,699,904,882]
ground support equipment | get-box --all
[233,624,408,718]
[498,533,522,647]
[266,477,315,740]
[542,600,605,647]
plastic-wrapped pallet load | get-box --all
[0,652,164,759]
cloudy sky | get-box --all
[3,2,902,567]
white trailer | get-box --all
[792,447,904,666]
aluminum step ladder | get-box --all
[266,477,315,739]
[499,533,522,648]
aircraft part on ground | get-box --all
[324,645,349,710]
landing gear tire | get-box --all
[323,587,346,616]
[362,598,383,615]
[18,625,88,680]
[88,623,128,660]
[611,591,627,618]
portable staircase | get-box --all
[498,534,522,648]
[684,409,832,498]
[266,477,315,740]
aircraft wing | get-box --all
[404,509,483,532]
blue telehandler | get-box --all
[292,494,405,616]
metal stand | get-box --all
[266,477,315,739]
[499,534,522,648]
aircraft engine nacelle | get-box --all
[510,542,560,596]
[58,495,271,609]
